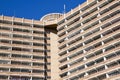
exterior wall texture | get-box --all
[0,0,120,80]
[57,0,120,80]
[0,16,45,80]
[0,13,60,80]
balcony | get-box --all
[99,0,119,14]
[59,28,120,63]
[63,51,120,80]
[60,36,120,71]
[85,64,120,80]
[69,12,119,43]
[59,20,120,60]
[31,73,44,77]
[0,72,27,76]
[66,7,120,45]
[32,27,44,32]
[57,28,66,37]
[59,0,118,41]
[58,0,99,29]
[0,49,44,57]
[0,64,44,70]
[0,23,30,31]
[0,42,30,49]
[103,74,120,80]
[60,43,120,75]
[0,42,44,51]
[0,56,44,63]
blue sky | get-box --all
[0,0,86,20]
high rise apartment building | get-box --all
[58,0,120,80]
[0,0,120,80]
[0,13,62,80]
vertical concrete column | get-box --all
[80,8,82,21]
[106,73,110,78]
[8,76,10,80]
[87,0,89,5]
[12,16,14,25]
[31,19,34,49]
[50,30,60,80]
[79,5,81,11]
[80,16,82,20]
[81,29,84,48]
[1,14,4,20]
[65,25,67,28]
[103,57,109,78]
[85,72,88,77]
[67,71,71,78]
[84,57,88,76]
[22,17,24,23]
[71,9,73,14]
[11,16,14,38]
[30,77,32,80]
[100,27,106,55]
[67,55,70,76]
[67,57,70,76]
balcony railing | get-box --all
[62,46,120,77]
[64,52,120,80]
[59,17,120,57]
[60,39,120,74]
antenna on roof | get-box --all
[64,4,66,14]
[64,4,66,19]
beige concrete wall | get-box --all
[50,30,60,80]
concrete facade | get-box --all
[0,0,120,80]
[58,0,120,80]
